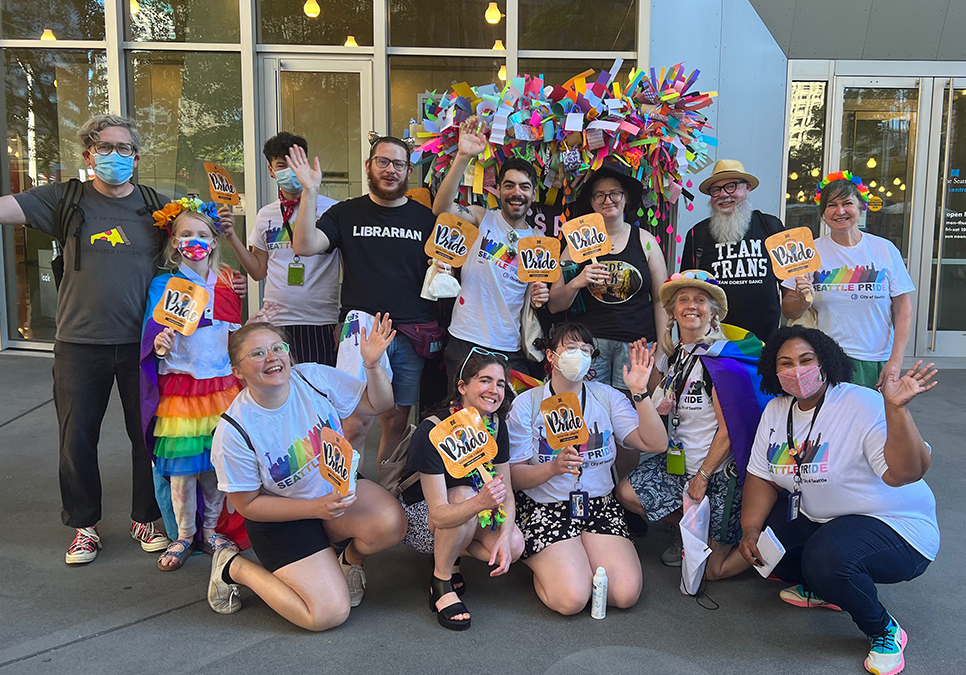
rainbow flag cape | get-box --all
[692,324,773,482]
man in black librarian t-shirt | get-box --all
[290,136,436,469]
[680,159,784,343]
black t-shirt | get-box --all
[680,210,783,343]
[317,196,435,323]
[402,415,510,503]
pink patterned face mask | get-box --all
[778,364,824,399]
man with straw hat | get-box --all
[681,159,785,342]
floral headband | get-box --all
[153,197,225,235]
[665,270,720,286]
[813,170,871,206]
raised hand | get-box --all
[457,116,488,158]
[247,301,279,325]
[881,360,937,408]
[623,339,657,394]
[359,312,395,368]
[286,144,322,193]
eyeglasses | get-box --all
[458,346,508,383]
[239,341,290,363]
[370,156,410,171]
[708,181,745,197]
[560,343,596,358]
[591,191,626,205]
[92,141,136,157]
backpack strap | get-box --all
[293,367,329,400]
[136,183,165,216]
[220,412,256,454]
[55,178,86,273]
[693,221,714,270]
[399,414,442,495]
[755,210,785,238]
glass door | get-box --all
[920,79,966,358]
[259,57,372,207]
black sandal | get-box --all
[451,556,465,597]
[429,576,471,631]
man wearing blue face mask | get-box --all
[0,114,175,564]
[223,132,339,365]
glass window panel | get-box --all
[258,0,373,46]
[390,0,504,50]
[520,0,635,51]
[518,58,633,88]
[389,56,501,138]
[280,71,363,200]
[3,49,108,343]
[127,51,246,271]
[839,86,918,259]
[1,0,105,41]
[127,0,239,43]
[785,81,827,237]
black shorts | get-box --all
[244,518,331,572]
[515,491,629,560]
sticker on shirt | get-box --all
[477,227,527,286]
[764,427,830,482]
[90,227,130,247]
[587,260,642,304]
[709,239,770,284]
[811,264,887,298]
[267,413,341,489]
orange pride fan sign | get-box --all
[429,407,499,481]
[561,213,612,263]
[317,428,354,497]
[765,227,822,302]
[540,392,589,450]
[204,162,239,205]
[517,236,561,283]
[152,277,210,336]
[424,213,480,267]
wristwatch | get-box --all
[632,391,649,403]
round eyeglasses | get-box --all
[92,142,136,157]
[240,341,290,363]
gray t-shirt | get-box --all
[14,181,166,344]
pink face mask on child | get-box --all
[178,237,211,261]
[778,364,824,399]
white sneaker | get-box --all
[340,552,366,608]
[208,547,241,615]
[864,615,907,675]
[66,527,101,564]
[130,520,171,553]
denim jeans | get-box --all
[765,495,931,635]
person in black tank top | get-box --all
[548,163,669,391]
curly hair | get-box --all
[758,325,854,396]
[263,132,308,164]
[77,114,141,152]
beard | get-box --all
[367,170,409,201]
[709,197,753,243]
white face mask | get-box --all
[554,348,591,382]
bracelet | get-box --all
[697,467,712,481]
[362,362,378,370]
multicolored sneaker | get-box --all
[779,585,842,611]
[865,615,907,675]
[65,527,101,564]
[130,521,171,552]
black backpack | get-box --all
[51,178,166,288]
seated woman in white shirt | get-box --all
[508,322,667,615]
[739,325,939,675]
[207,317,407,631]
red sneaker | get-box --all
[66,527,101,564]
[131,521,171,552]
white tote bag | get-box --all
[679,481,712,596]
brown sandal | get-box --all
[157,538,193,571]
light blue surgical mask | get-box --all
[274,167,302,194]
[91,151,135,185]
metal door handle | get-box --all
[930,80,954,352]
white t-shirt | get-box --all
[211,363,365,499]
[252,195,340,326]
[653,348,726,475]
[781,232,915,361]
[448,209,533,351]
[507,381,640,502]
[746,383,939,560]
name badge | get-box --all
[666,440,685,476]
[287,259,305,286]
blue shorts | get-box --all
[387,331,425,407]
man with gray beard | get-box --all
[680,160,785,342]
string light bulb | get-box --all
[893,177,901,185]
[867,157,877,168]
[811,168,820,177]
[41,29,56,40]
[789,172,798,180]
[498,65,507,81]
[492,39,505,51]
[485,2,504,24]
[344,35,358,47]
[303,0,320,18]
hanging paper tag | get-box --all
[666,440,685,476]
[203,161,240,205]
[429,407,499,479]
[562,213,612,263]
[287,261,305,286]
[517,236,561,283]
[569,490,590,519]
[424,213,480,267]
[540,392,589,450]
[318,428,354,498]
[152,277,210,336]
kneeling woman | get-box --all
[400,349,525,630]
[208,318,407,631]
[508,323,666,615]
[740,326,938,675]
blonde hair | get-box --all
[660,288,726,354]
[162,210,223,271]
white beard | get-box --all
[709,199,753,243]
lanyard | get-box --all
[664,346,700,428]
[786,393,825,489]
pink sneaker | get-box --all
[66,527,101,564]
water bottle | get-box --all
[347,449,360,497]
[591,566,607,619]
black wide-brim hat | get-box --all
[573,161,645,220]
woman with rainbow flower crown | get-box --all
[139,198,248,571]
[781,172,916,389]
